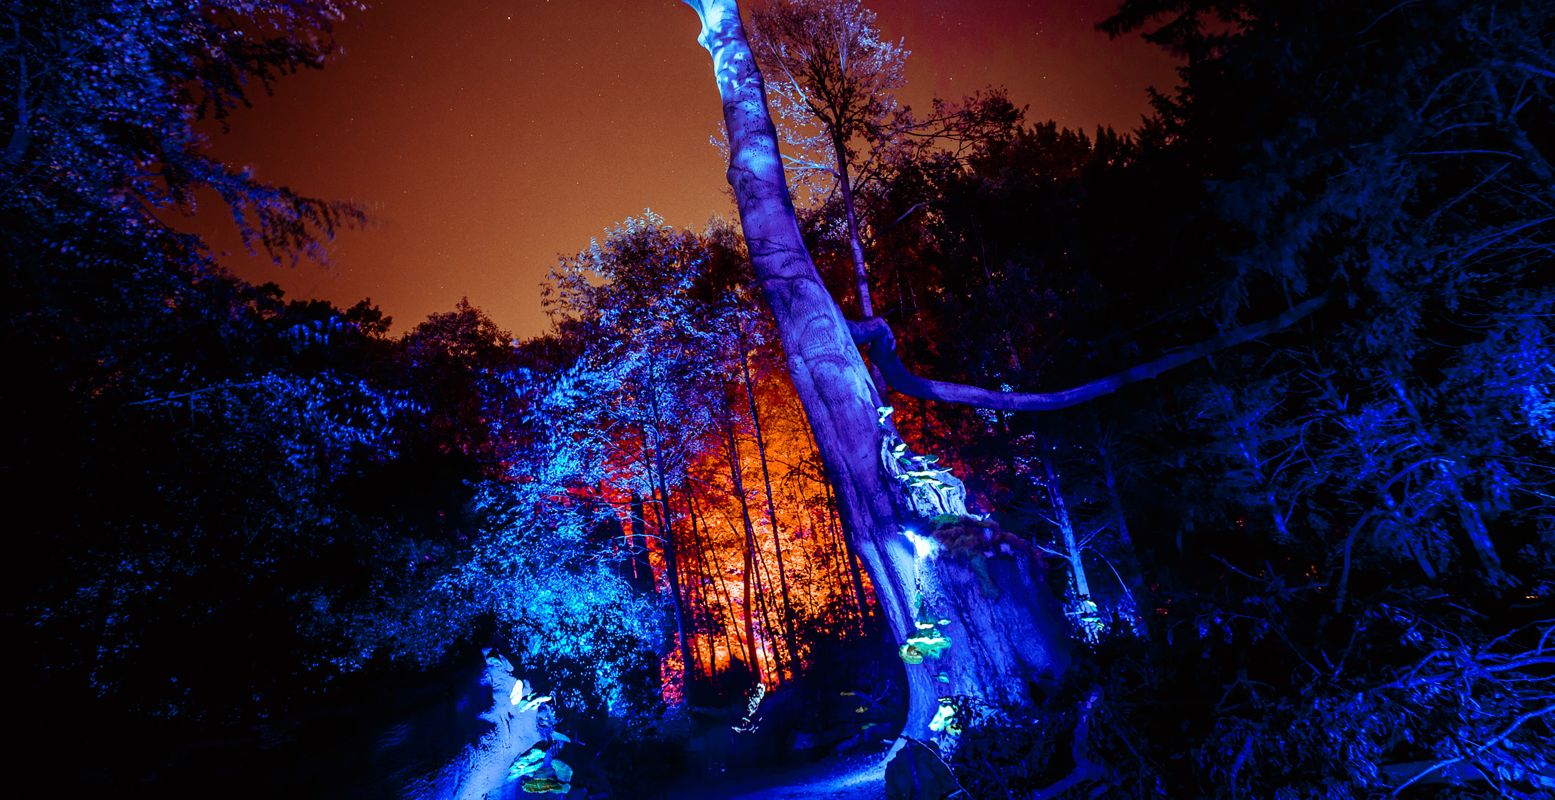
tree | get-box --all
[681,0,1329,740]
[0,0,361,265]
[747,0,906,318]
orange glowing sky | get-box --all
[207,0,1175,337]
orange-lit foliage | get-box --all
[629,361,875,693]
[542,216,878,699]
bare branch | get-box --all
[849,296,1327,412]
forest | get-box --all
[4,0,1554,797]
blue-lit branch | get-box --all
[848,296,1327,412]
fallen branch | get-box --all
[1390,704,1555,795]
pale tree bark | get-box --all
[1041,453,1091,602]
[835,131,875,318]
[683,0,1071,738]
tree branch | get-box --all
[848,296,1326,412]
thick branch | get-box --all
[850,296,1326,412]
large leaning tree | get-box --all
[680,0,1322,739]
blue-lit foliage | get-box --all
[844,0,1555,794]
[0,0,362,263]
[2,5,667,782]
[1088,1,1555,795]
[444,479,665,719]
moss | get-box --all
[920,514,1043,599]
[928,515,1032,560]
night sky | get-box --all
[207,0,1176,337]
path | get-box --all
[678,753,887,800]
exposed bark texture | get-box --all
[683,0,1070,737]
[849,296,1326,412]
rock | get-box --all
[884,738,959,800]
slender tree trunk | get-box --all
[751,537,786,679]
[683,499,717,681]
[684,0,1071,737]
[834,132,874,319]
[690,490,742,674]
[1042,453,1091,600]
[1094,424,1148,604]
[628,491,655,594]
[825,471,871,630]
[652,481,693,681]
[803,424,872,630]
[721,405,766,682]
[654,484,694,685]
[645,356,694,685]
[829,142,892,395]
[740,339,800,673]
[724,516,772,679]
[725,398,792,679]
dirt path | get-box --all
[676,753,886,800]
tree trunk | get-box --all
[628,491,655,594]
[646,357,695,685]
[1094,423,1149,609]
[751,536,786,678]
[722,403,767,681]
[1042,454,1091,602]
[682,498,718,680]
[683,0,1071,738]
[834,131,874,319]
[654,484,694,686]
[824,468,872,630]
[689,490,742,674]
[408,650,540,800]
[740,338,800,673]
